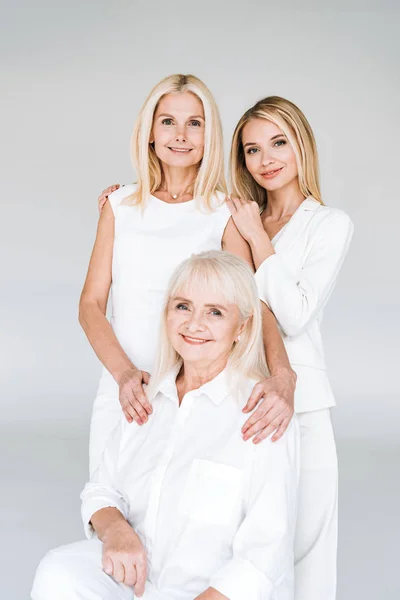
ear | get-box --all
[236,316,251,341]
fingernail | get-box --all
[253,438,260,444]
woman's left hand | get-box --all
[226,196,265,243]
[241,370,296,443]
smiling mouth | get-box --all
[261,167,283,178]
[181,334,211,345]
[168,147,193,153]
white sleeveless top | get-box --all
[107,184,231,374]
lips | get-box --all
[181,334,211,345]
[261,167,283,179]
[168,147,193,153]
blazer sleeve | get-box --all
[209,419,299,600]
[80,419,130,538]
[254,210,354,337]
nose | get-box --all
[175,124,187,143]
[261,149,275,167]
[185,310,206,333]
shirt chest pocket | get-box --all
[179,458,244,526]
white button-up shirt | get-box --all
[81,366,300,600]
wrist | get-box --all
[270,366,297,384]
[114,364,137,386]
[248,228,271,249]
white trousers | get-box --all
[294,409,338,600]
[89,383,338,600]
[31,538,167,600]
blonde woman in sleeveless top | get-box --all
[80,75,297,476]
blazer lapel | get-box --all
[273,197,320,254]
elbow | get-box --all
[78,294,97,330]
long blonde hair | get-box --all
[230,96,323,209]
[124,74,226,210]
[147,251,268,400]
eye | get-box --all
[188,120,202,127]
[273,139,287,147]
[246,147,259,155]
[210,308,223,317]
[176,303,189,311]
[161,118,173,125]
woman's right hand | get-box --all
[98,184,120,213]
[119,367,152,425]
[102,520,147,596]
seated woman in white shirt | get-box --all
[31,250,300,600]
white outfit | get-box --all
[32,368,300,600]
[89,185,231,475]
[255,198,354,600]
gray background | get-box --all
[1,1,399,598]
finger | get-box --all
[272,416,292,442]
[242,383,264,413]
[230,196,242,211]
[243,407,284,440]
[242,400,274,434]
[131,382,152,416]
[253,417,283,444]
[226,197,236,214]
[123,563,137,587]
[123,409,134,423]
[113,559,125,583]
[142,371,151,385]
[121,402,143,425]
[134,558,148,597]
[130,399,149,424]
[103,555,114,576]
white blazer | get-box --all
[255,197,354,413]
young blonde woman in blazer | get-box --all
[227,96,354,600]
[81,75,296,477]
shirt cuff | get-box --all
[254,254,280,309]
[81,493,129,539]
[209,557,274,600]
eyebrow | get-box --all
[172,297,227,310]
[243,133,286,148]
[156,113,205,120]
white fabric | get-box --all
[295,409,338,600]
[255,197,354,413]
[45,368,298,600]
[89,185,231,475]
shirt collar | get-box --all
[156,363,234,406]
[302,196,320,211]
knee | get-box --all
[31,547,75,600]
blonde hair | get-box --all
[124,74,227,210]
[230,96,323,209]
[147,251,268,400]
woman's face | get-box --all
[242,118,299,193]
[151,92,205,169]
[166,283,246,370]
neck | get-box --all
[161,165,198,195]
[177,355,229,403]
[263,181,305,220]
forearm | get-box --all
[194,587,228,600]
[261,303,294,378]
[248,230,275,270]
[90,506,131,542]
[79,299,135,383]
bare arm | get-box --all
[78,201,133,382]
[223,216,296,444]
[79,200,151,423]
[222,218,295,379]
